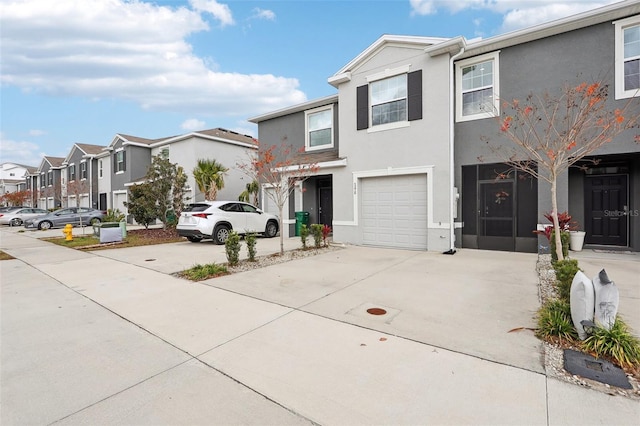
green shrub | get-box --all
[181,263,228,281]
[310,224,323,249]
[550,230,570,263]
[300,224,309,249]
[245,232,257,261]
[581,318,640,368]
[536,299,578,342]
[104,208,126,222]
[224,231,241,266]
[553,259,581,302]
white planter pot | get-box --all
[569,231,586,252]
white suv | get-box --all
[177,201,279,244]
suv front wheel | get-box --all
[213,224,230,245]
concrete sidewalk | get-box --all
[1,229,638,425]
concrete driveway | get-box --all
[1,227,638,425]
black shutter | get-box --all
[356,85,369,130]
[113,153,117,170]
[122,151,127,172]
[407,70,422,121]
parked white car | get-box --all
[177,201,279,244]
[0,208,48,226]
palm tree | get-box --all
[238,179,260,206]
[193,159,228,201]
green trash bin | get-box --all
[295,211,310,236]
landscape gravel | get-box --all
[536,254,640,399]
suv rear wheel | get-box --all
[213,224,230,245]
[265,220,278,238]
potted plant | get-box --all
[569,226,586,252]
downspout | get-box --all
[444,45,465,255]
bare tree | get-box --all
[484,80,639,260]
[237,141,318,255]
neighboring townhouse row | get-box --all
[12,128,257,222]
[0,162,35,198]
[250,0,640,253]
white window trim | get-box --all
[98,159,103,179]
[80,160,87,181]
[115,148,124,175]
[305,105,334,151]
[366,64,411,83]
[614,15,640,100]
[366,65,412,129]
[456,51,500,122]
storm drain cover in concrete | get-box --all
[563,349,631,389]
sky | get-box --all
[0,0,622,167]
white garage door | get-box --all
[361,174,428,250]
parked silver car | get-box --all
[177,201,279,244]
[24,207,105,230]
[0,208,49,226]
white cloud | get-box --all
[0,134,44,167]
[189,0,234,27]
[0,0,306,118]
[181,118,206,131]
[28,129,46,136]
[251,8,276,21]
[409,0,618,32]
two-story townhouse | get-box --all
[36,156,65,210]
[105,128,258,222]
[0,162,35,205]
[149,128,258,204]
[62,143,106,209]
[442,0,640,253]
[251,35,455,251]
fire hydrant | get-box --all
[62,224,73,241]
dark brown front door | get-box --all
[584,175,628,246]
[318,185,333,227]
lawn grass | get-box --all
[43,232,183,250]
[178,263,229,281]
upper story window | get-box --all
[98,160,103,178]
[80,161,87,180]
[68,164,76,181]
[47,170,53,186]
[160,147,170,159]
[305,105,334,150]
[40,173,45,188]
[114,150,126,173]
[615,16,640,99]
[356,65,422,132]
[371,74,407,126]
[456,52,500,122]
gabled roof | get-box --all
[329,35,449,87]
[38,156,65,172]
[249,94,339,123]
[63,143,107,164]
[161,128,257,148]
[427,0,640,59]
[106,128,257,151]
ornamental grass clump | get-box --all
[581,318,640,369]
[536,299,578,342]
[182,263,228,281]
